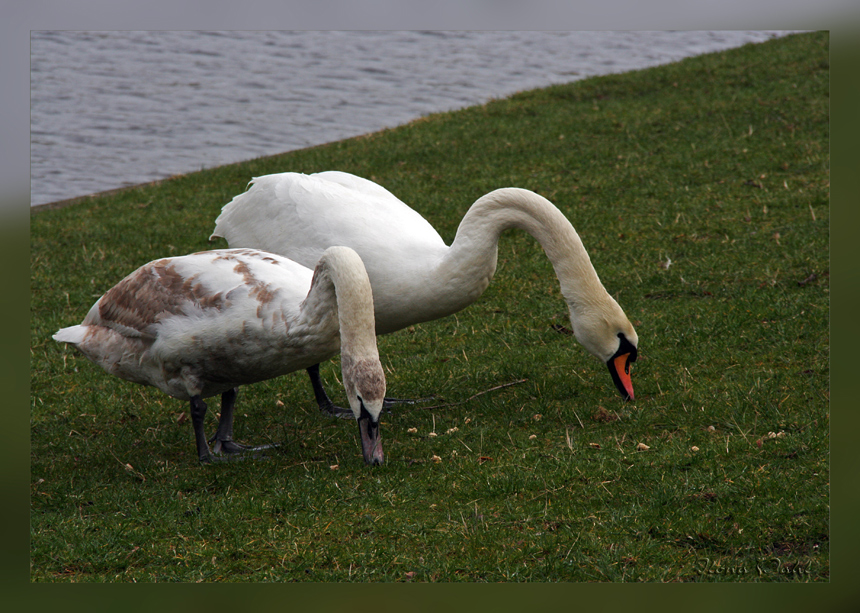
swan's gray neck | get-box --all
[443,188,609,312]
[301,248,378,359]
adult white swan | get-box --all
[211,171,638,409]
[53,246,387,465]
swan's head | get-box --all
[342,355,386,465]
[569,300,638,401]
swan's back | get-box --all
[84,248,312,336]
[54,249,323,399]
[212,172,447,270]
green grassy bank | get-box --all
[30,32,829,582]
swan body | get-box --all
[212,171,638,400]
[54,246,386,465]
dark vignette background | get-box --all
[4,1,857,610]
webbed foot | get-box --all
[381,396,435,412]
[208,435,277,457]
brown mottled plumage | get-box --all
[55,247,387,465]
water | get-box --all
[30,30,792,207]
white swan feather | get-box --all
[212,171,638,400]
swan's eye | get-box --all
[617,332,638,363]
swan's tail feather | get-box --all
[209,177,264,243]
[53,325,87,345]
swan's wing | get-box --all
[61,249,320,397]
[211,172,446,269]
[81,257,201,340]
[58,254,245,388]
[84,249,312,340]
[310,170,408,203]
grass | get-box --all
[30,32,829,582]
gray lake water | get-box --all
[30,30,792,206]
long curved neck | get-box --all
[301,248,379,360]
[443,188,610,311]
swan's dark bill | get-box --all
[357,403,384,466]
[608,333,637,401]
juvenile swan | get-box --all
[212,171,638,407]
[53,246,386,465]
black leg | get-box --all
[208,387,247,455]
[306,364,353,419]
[207,387,277,457]
[190,395,214,463]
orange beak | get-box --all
[611,353,635,401]
[607,333,637,401]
